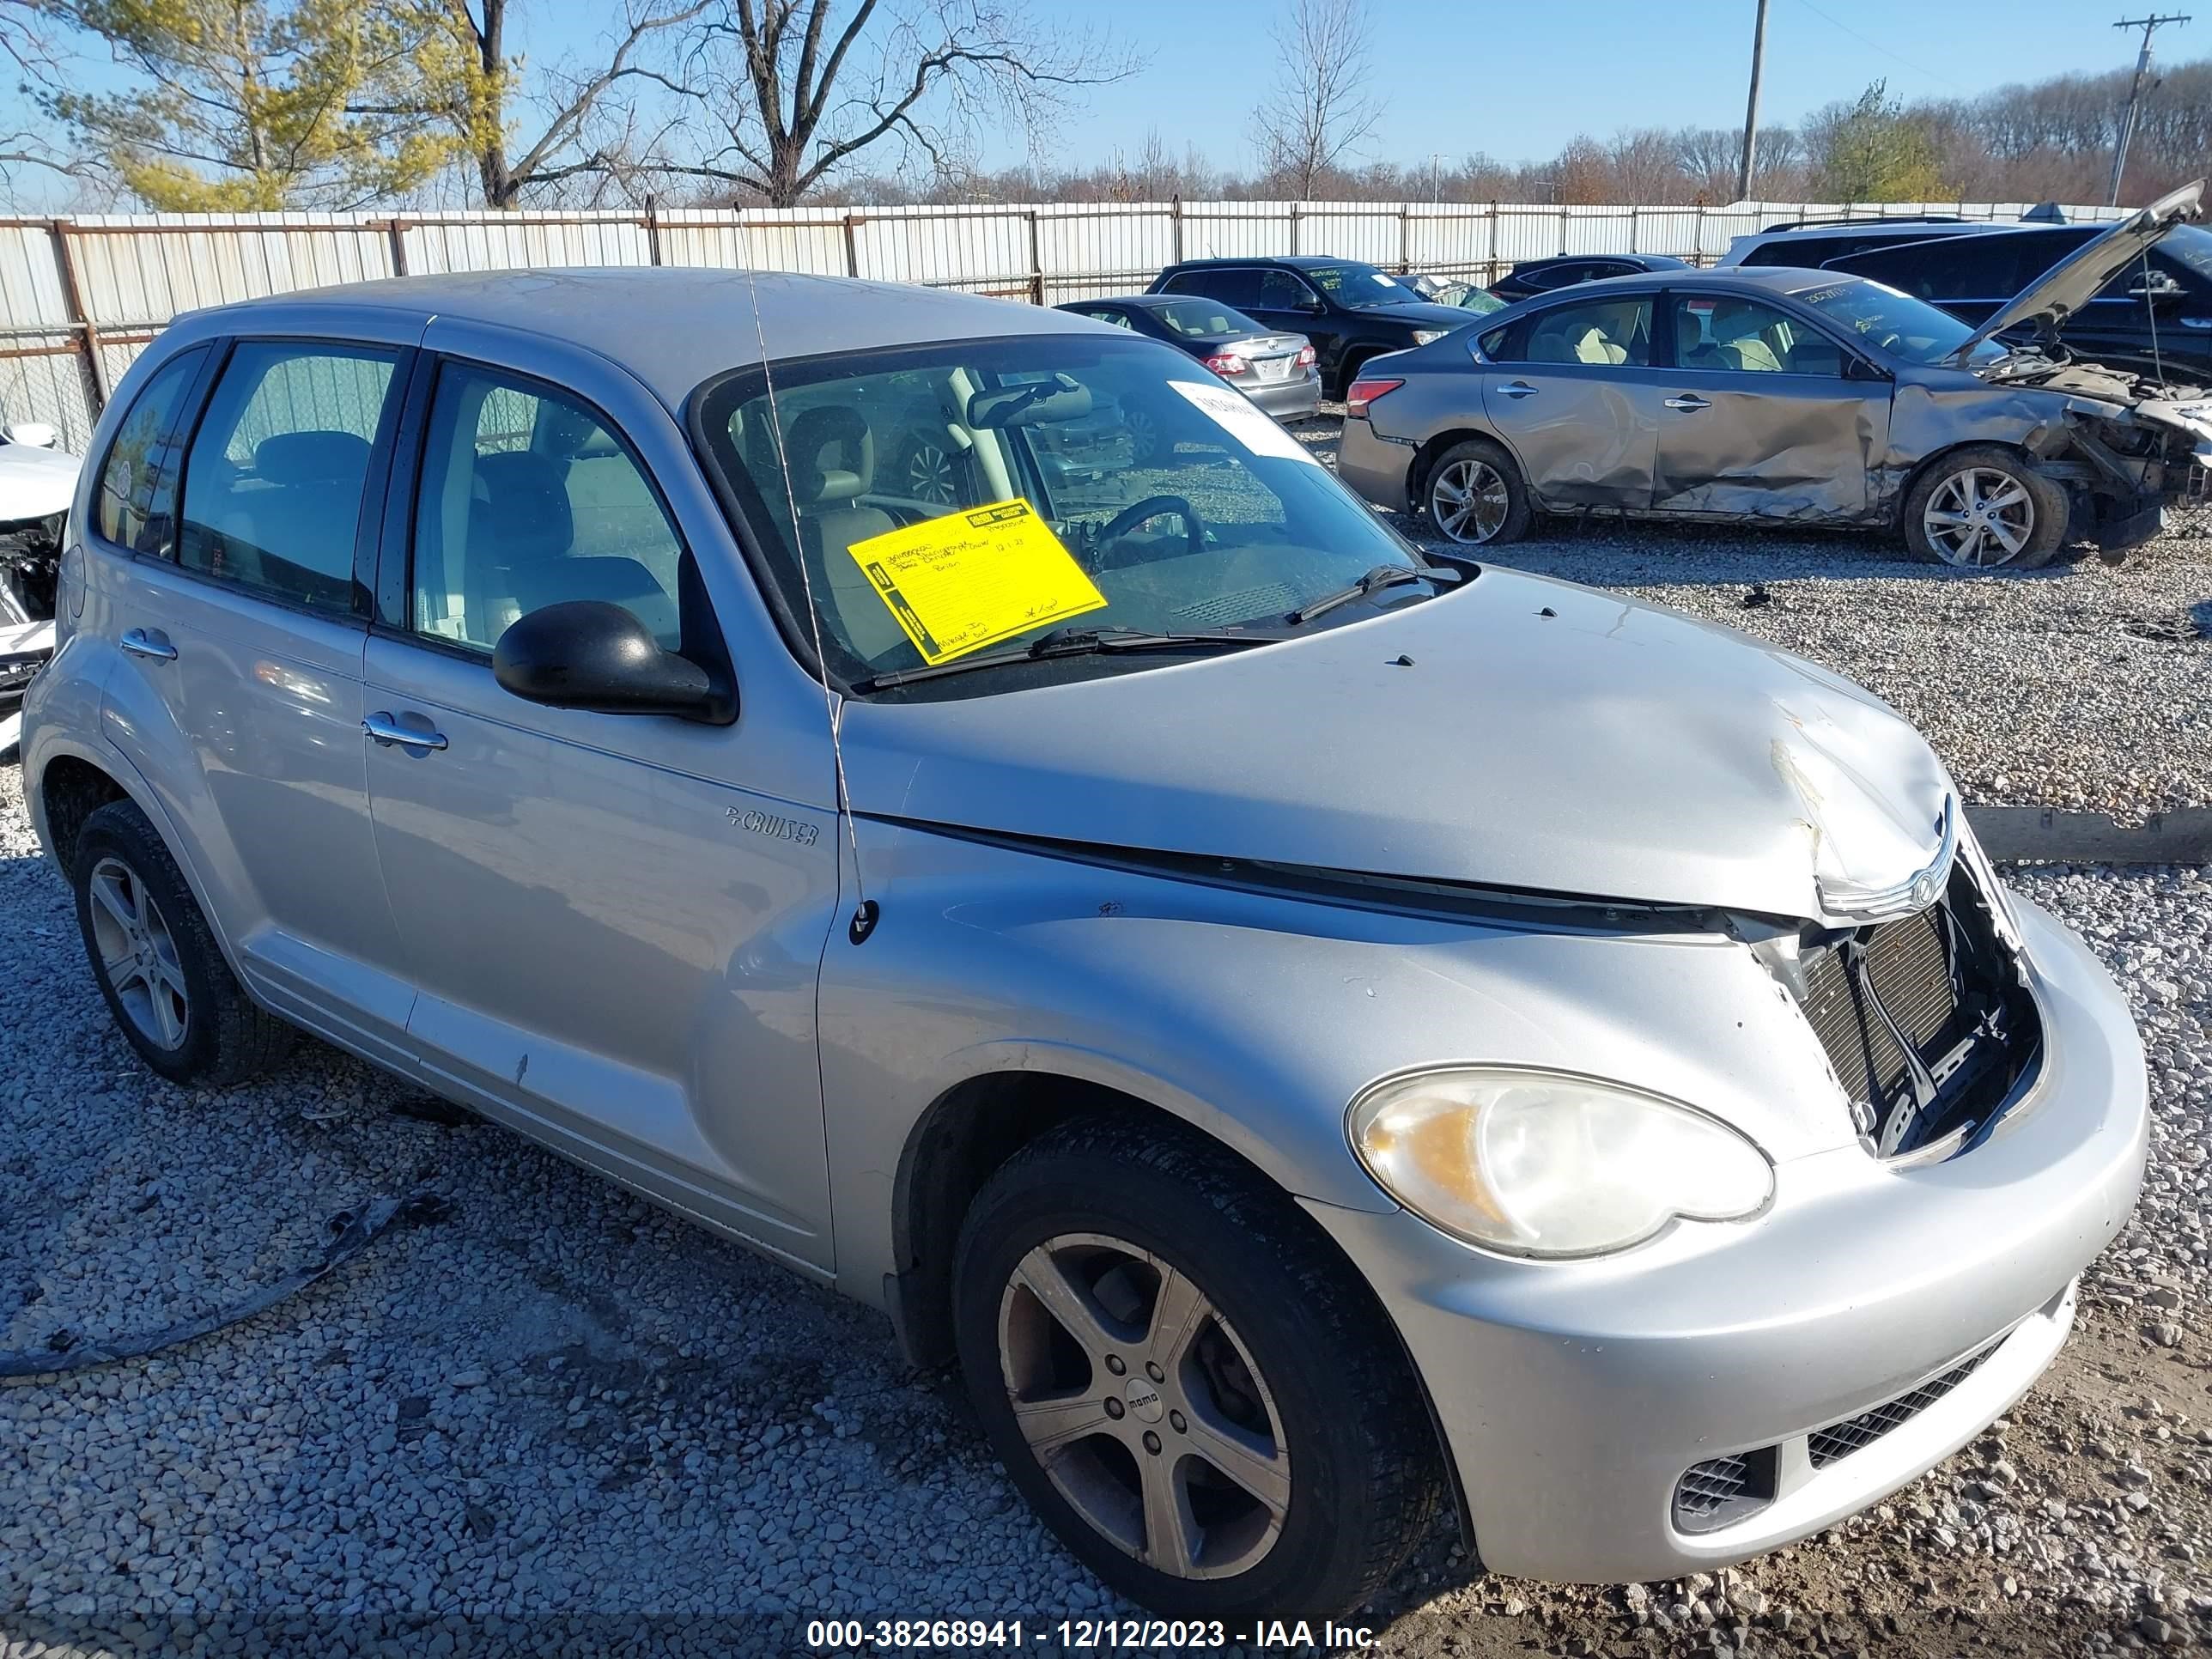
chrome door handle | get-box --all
[1664,394,1711,411]
[1498,380,1539,398]
[119,628,177,661]
[362,712,447,750]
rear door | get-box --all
[1478,291,1663,508]
[1650,291,1891,522]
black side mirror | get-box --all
[494,600,733,723]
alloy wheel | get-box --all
[996,1231,1291,1580]
[1922,467,2036,567]
[86,854,190,1050]
[905,440,961,506]
[1431,457,1511,544]
[1127,411,1160,466]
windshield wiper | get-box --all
[850,627,1278,691]
[1286,562,1457,626]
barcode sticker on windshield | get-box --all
[1168,380,1322,466]
[843,497,1106,665]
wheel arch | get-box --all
[1891,438,2043,532]
[882,1066,1477,1548]
[1409,426,1516,513]
[38,749,131,878]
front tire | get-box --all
[71,799,290,1086]
[1425,437,1532,545]
[1902,446,2068,569]
[952,1115,1443,1623]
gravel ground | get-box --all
[2,426,2209,1657]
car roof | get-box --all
[1512,265,1859,299]
[1163,255,1353,270]
[1741,221,2038,246]
[190,268,1103,411]
[1060,294,1194,309]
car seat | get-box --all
[1705,300,1783,373]
[784,404,909,662]
[468,450,678,648]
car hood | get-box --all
[837,568,1955,927]
[1352,299,1484,329]
[1950,179,2205,363]
[0,441,79,522]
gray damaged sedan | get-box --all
[26,267,2146,1622]
[1340,181,2212,568]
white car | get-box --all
[0,421,75,750]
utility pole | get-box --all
[2108,13,2190,207]
[1735,0,1770,204]
[1430,153,1443,205]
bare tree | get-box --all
[1248,0,1379,200]
[660,0,1138,207]
[413,0,710,209]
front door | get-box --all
[360,338,841,1269]
[1650,293,1892,521]
[97,329,421,1063]
[1480,292,1663,509]
[1247,269,1342,384]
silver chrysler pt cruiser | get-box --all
[23,269,2147,1622]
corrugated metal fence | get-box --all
[0,196,2126,451]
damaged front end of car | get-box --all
[1740,816,2041,1166]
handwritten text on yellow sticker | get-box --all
[843,498,1107,665]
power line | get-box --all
[2108,13,2191,207]
[1787,0,1966,94]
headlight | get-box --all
[1348,1067,1773,1258]
[1411,328,1449,345]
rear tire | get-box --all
[1424,437,1532,546]
[70,799,290,1086]
[952,1115,1443,1623]
[1902,446,2068,570]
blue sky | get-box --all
[514,0,2181,175]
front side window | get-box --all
[410,362,688,653]
[1673,295,1843,374]
[695,336,1444,694]
[1520,296,1654,366]
[178,342,398,611]
[94,346,205,556]
[1256,270,1319,310]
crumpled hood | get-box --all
[1358,299,1486,330]
[0,441,79,523]
[838,568,1956,926]
[1951,179,2204,362]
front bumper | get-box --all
[1335,416,1416,513]
[1305,893,2148,1583]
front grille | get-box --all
[1798,906,1961,1120]
[1673,1446,1778,1534]
[1807,1344,1996,1468]
[1789,864,2039,1158]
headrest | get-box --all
[786,404,873,504]
[474,450,573,563]
[255,429,370,486]
[1709,298,1764,334]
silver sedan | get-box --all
[1338,183,2212,569]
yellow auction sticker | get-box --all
[843,497,1107,665]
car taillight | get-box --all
[1203,351,1249,377]
[1295,344,1316,367]
[1346,378,1403,418]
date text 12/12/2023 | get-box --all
[803,1618,1380,1650]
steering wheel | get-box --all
[1093,495,1206,568]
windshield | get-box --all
[693,335,1443,695]
[1793,276,2004,366]
[2154,223,2212,286]
[1152,299,1259,338]
[1306,264,1412,309]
